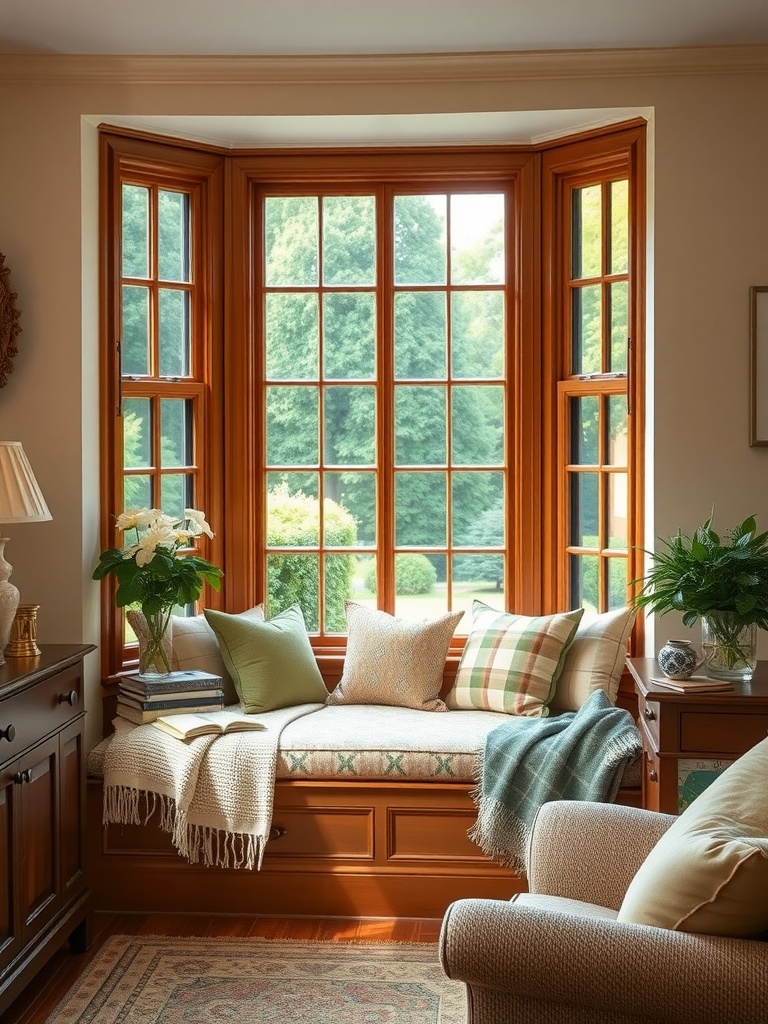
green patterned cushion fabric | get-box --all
[276,704,511,781]
[326,601,463,711]
[445,602,584,716]
[549,605,637,712]
[171,605,264,705]
[203,604,328,714]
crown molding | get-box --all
[1,45,768,85]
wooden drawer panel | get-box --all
[0,665,82,768]
[680,712,768,754]
[387,808,487,862]
[266,808,373,860]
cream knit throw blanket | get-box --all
[102,703,324,870]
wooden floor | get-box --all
[2,913,443,1024]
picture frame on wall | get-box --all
[750,285,768,446]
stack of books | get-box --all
[116,669,225,725]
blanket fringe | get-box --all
[103,785,176,833]
[104,785,264,870]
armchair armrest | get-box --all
[527,799,674,909]
[440,898,767,1024]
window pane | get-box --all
[394,554,445,619]
[395,386,446,465]
[452,386,503,465]
[395,472,446,547]
[569,472,599,548]
[572,184,602,280]
[570,396,599,465]
[266,386,318,466]
[608,556,628,610]
[450,193,505,285]
[267,552,319,630]
[322,196,375,286]
[324,386,375,466]
[324,554,357,632]
[270,471,319,503]
[608,473,628,549]
[266,293,318,380]
[265,196,318,287]
[323,293,375,380]
[452,473,503,546]
[158,190,190,282]
[610,180,629,275]
[609,280,628,373]
[124,474,151,511]
[572,284,602,375]
[394,292,446,379]
[121,285,149,375]
[160,399,193,468]
[158,289,191,377]
[452,554,505,632]
[394,195,446,285]
[324,472,376,547]
[161,474,192,520]
[267,477,319,544]
[123,398,151,468]
[451,291,504,378]
[122,184,149,279]
[570,553,599,612]
[607,395,628,466]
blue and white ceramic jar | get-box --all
[658,639,703,680]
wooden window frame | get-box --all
[98,122,645,679]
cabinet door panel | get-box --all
[59,718,86,900]
[18,737,60,946]
[0,776,20,974]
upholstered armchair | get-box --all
[439,798,768,1024]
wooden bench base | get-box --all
[87,776,641,919]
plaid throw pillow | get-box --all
[445,602,584,717]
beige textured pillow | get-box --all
[172,605,264,705]
[549,606,636,712]
[618,736,768,936]
[327,601,462,711]
[444,602,584,717]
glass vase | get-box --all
[127,608,174,678]
[701,613,757,681]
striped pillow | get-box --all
[446,602,584,717]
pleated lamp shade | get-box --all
[0,442,52,524]
[0,443,51,661]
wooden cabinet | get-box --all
[0,645,94,1015]
[627,658,768,814]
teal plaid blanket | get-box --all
[469,689,642,875]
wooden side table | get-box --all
[626,658,768,814]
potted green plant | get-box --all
[633,513,768,681]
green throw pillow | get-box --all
[203,604,328,713]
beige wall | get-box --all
[0,50,767,746]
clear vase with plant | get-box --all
[633,513,768,681]
[93,507,223,676]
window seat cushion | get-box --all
[89,703,642,788]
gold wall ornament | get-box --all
[0,253,22,390]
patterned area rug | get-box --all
[46,935,467,1023]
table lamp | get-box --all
[0,442,52,664]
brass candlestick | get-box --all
[6,603,40,657]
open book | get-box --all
[150,711,265,741]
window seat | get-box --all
[86,703,642,919]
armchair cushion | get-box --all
[618,735,768,937]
